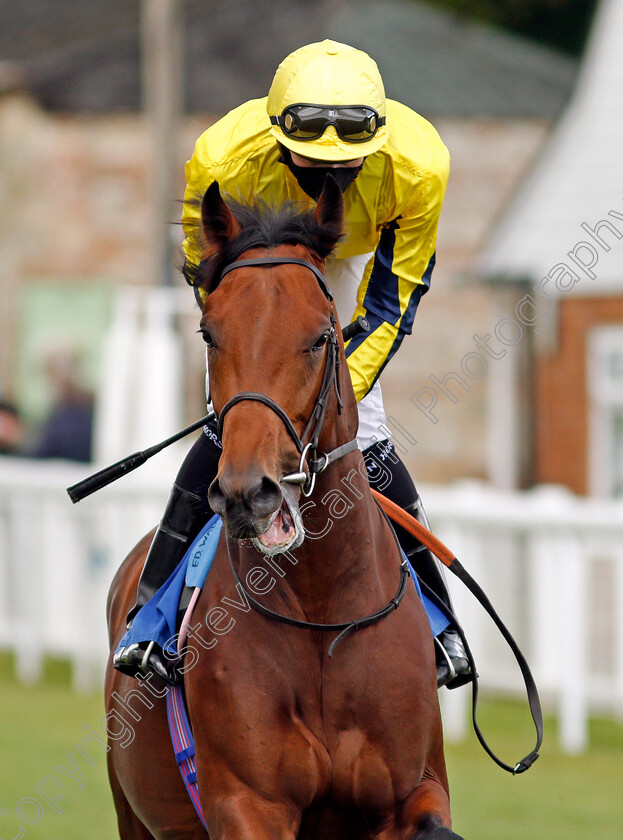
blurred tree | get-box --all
[418,0,599,55]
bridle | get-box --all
[214,253,411,656]
[215,255,359,496]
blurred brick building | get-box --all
[0,0,580,483]
[477,0,623,497]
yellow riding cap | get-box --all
[267,39,389,162]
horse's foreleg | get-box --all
[108,763,156,840]
[400,775,465,840]
[203,788,301,840]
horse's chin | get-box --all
[251,483,304,557]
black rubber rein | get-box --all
[226,534,411,658]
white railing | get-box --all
[0,455,171,692]
[1,457,622,752]
[426,481,623,754]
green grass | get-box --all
[1,652,622,839]
[0,653,116,840]
[445,699,623,840]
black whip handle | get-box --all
[341,316,370,343]
[66,411,215,503]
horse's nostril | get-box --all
[208,478,226,515]
[251,476,283,519]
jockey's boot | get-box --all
[403,497,472,689]
[112,483,207,684]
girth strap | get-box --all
[166,685,208,829]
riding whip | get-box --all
[66,412,215,503]
[67,316,369,504]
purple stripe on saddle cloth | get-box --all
[166,684,208,830]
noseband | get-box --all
[214,255,359,495]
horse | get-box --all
[105,176,465,840]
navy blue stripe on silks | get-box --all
[343,312,402,400]
[362,220,435,336]
[344,248,435,364]
[362,219,401,324]
[399,251,435,335]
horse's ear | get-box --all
[313,174,344,256]
[201,181,241,252]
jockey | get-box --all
[114,40,470,689]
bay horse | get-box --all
[105,177,465,840]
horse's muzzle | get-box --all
[208,475,304,554]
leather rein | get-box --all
[215,254,411,653]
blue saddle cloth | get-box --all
[117,515,223,657]
[409,565,450,638]
[115,514,450,658]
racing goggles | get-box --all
[270,104,385,143]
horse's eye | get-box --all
[310,333,328,352]
[200,329,214,348]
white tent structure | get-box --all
[478,0,623,294]
[475,0,623,494]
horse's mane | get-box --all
[185,194,343,297]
